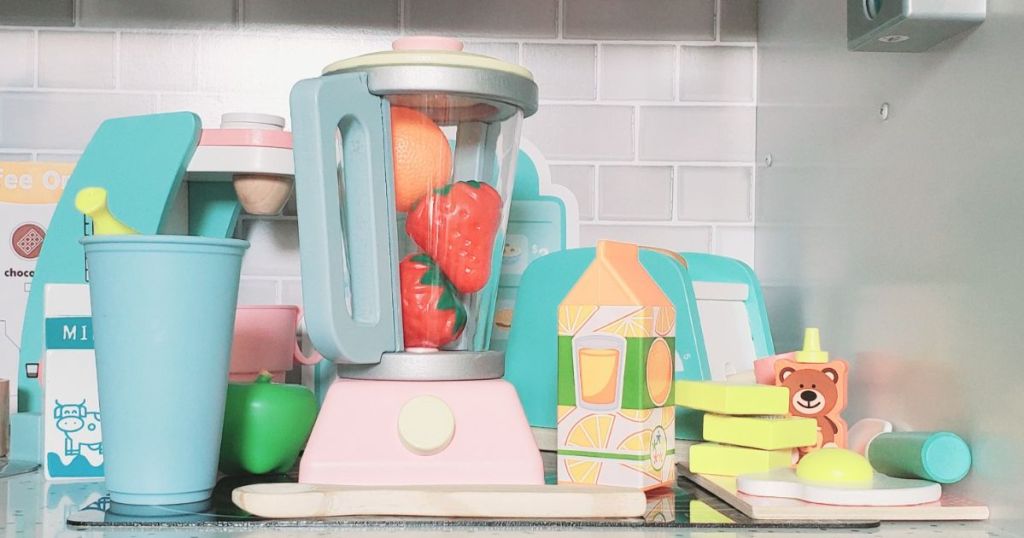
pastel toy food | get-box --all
[74,187,138,235]
[796,447,873,486]
[219,372,318,475]
[867,431,972,484]
[399,253,468,348]
[406,181,502,294]
[391,106,452,212]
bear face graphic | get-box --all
[778,367,840,418]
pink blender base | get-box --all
[299,378,545,486]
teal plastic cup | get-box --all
[82,235,249,505]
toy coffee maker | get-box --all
[290,37,543,485]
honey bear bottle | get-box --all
[774,328,848,455]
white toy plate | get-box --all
[737,468,941,506]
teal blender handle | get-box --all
[290,72,402,364]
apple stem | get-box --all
[256,371,273,384]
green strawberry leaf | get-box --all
[436,284,467,331]
[411,253,467,330]
[431,180,483,197]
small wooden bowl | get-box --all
[233,174,293,216]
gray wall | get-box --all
[1,0,761,312]
[757,0,1024,526]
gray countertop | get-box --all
[0,459,1015,537]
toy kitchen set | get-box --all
[2,0,1019,534]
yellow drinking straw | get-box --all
[75,187,138,235]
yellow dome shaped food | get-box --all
[796,448,873,487]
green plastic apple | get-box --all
[219,372,318,475]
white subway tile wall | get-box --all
[549,165,595,220]
[0,30,35,86]
[598,166,673,221]
[522,44,596,100]
[37,31,116,89]
[0,0,758,308]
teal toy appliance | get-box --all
[491,141,580,354]
[12,112,297,465]
[289,36,546,485]
[505,249,774,442]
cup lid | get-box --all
[322,37,534,81]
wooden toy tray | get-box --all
[66,474,877,531]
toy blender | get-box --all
[290,37,543,485]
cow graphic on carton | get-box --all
[54,400,102,457]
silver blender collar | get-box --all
[322,64,538,123]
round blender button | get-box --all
[398,395,455,456]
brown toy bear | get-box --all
[775,359,848,454]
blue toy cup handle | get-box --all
[290,72,403,364]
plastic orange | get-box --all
[646,338,673,406]
[390,106,452,212]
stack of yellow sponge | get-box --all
[676,380,817,476]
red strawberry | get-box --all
[399,253,467,348]
[405,180,502,294]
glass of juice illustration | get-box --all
[573,333,627,410]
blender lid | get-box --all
[321,37,538,119]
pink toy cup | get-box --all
[229,305,321,382]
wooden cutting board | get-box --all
[233,482,647,519]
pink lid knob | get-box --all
[392,36,464,52]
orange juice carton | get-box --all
[0,161,73,411]
[556,240,676,490]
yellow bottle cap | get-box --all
[795,327,829,363]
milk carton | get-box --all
[556,240,676,490]
[0,162,73,412]
[42,284,104,480]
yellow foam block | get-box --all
[689,442,793,476]
[703,414,818,450]
[675,380,789,415]
[689,500,734,524]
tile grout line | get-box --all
[113,31,121,90]
[631,104,639,163]
[750,40,760,262]
[398,0,406,35]
[548,159,756,167]
[715,0,722,43]
[0,25,753,46]
[672,165,681,222]
[674,44,681,102]
[593,43,601,100]
[537,99,754,107]
[557,0,564,40]
[32,29,39,88]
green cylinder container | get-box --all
[867,432,971,484]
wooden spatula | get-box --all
[233,482,647,519]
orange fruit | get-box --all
[655,306,675,336]
[596,307,654,338]
[646,338,673,406]
[563,458,602,484]
[618,408,654,422]
[565,414,614,450]
[390,106,452,212]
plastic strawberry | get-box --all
[405,180,502,294]
[399,253,467,348]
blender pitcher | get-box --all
[291,37,544,486]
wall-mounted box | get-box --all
[848,0,985,52]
